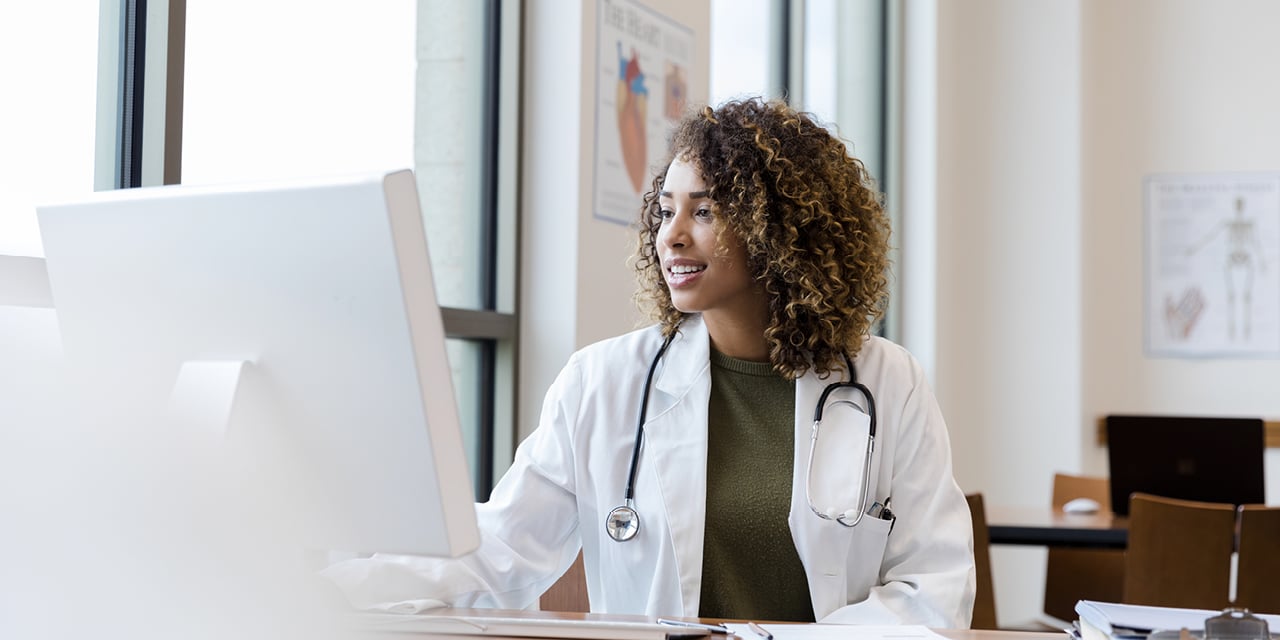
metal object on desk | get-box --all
[1146,609,1271,640]
[1203,609,1269,640]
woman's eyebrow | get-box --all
[658,190,711,199]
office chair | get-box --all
[540,551,590,612]
[1042,473,1124,622]
[1122,493,1234,610]
[965,493,999,630]
[1235,504,1280,614]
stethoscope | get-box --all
[604,333,878,542]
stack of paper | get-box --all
[1074,600,1280,640]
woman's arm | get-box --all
[322,356,590,611]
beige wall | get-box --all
[923,0,1280,625]
[1080,0,1280,469]
[933,0,1085,505]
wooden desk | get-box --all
[361,609,1066,640]
[986,505,1127,549]
[939,632,1062,640]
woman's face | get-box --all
[655,158,763,322]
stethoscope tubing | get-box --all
[806,411,875,527]
[621,331,677,505]
[805,358,877,527]
[609,332,876,542]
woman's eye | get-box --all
[695,208,713,219]
[658,208,675,219]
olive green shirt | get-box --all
[698,349,815,622]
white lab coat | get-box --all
[325,314,976,627]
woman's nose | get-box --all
[661,211,689,247]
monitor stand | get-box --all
[168,360,248,437]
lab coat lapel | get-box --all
[647,316,711,615]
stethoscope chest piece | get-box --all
[606,503,640,542]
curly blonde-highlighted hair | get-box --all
[635,98,891,380]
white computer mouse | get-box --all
[1062,497,1101,514]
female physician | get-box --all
[324,98,976,627]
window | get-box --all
[710,0,786,104]
[710,0,885,182]
[711,0,894,338]
[101,0,519,499]
[0,2,100,255]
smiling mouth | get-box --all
[668,264,706,275]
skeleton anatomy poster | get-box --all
[593,0,693,225]
[1145,173,1280,357]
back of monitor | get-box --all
[36,169,479,558]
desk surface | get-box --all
[360,609,1065,640]
[986,505,1127,549]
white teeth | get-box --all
[670,264,706,275]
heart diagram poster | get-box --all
[594,0,694,225]
[1145,173,1280,357]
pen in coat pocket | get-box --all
[748,621,773,640]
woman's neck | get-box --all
[703,310,770,362]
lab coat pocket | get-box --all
[845,514,892,599]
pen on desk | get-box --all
[747,621,773,640]
[657,618,731,635]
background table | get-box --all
[986,505,1127,549]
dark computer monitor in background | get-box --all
[1106,414,1265,515]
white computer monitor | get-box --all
[35,169,479,559]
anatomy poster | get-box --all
[594,0,693,225]
[1145,173,1280,357]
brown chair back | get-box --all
[540,551,589,612]
[1043,473,1124,622]
[1051,472,1112,512]
[1122,493,1234,609]
[966,493,999,630]
[1236,504,1280,614]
